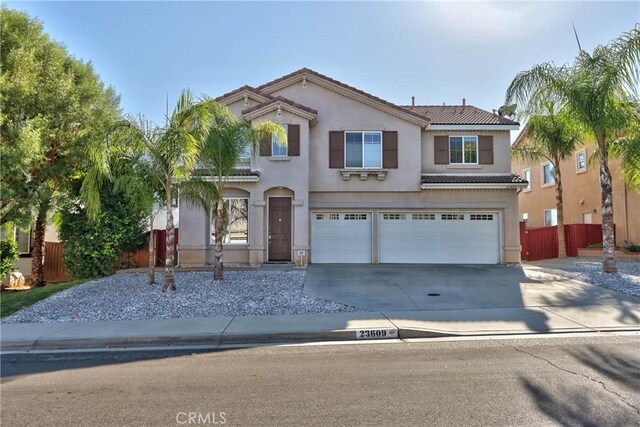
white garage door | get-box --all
[379,212,500,264]
[311,213,372,263]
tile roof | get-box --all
[241,96,318,116]
[421,174,528,185]
[256,68,429,123]
[192,169,260,177]
[403,105,519,126]
[215,85,272,102]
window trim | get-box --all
[576,148,587,173]
[522,168,532,192]
[271,124,288,157]
[343,130,383,169]
[210,197,249,246]
[544,208,558,226]
[541,161,555,187]
[448,135,478,165]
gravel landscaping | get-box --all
[2,270,364,324]
[528,258,640,297]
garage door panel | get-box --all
[379,212,500,264]
[311,213,371,263]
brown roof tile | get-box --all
[241,96,318,116]
[404,105,519,126]
[215,85,272,102]
[256,68,429,123]
[421,174,528,185]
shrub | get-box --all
[0,238,20,277]
[625,244,640,253]
[587,243,604,249]
[58,184,146,278]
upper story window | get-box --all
[211,198,249,244]
[240,144,252,159]
[345,131,382,169]
[542,162,555,185]
[523,168,531,191]
[576,149,587,172]
[271,124,288,157]
[449,136,478,164]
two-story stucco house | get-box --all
[178,68,526,267]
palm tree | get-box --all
[506,25,640,272]
[512,103,582,258]
[609,106,640,189]
[182,104,286,280]
[83,90,214,291]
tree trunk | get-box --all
[162,182,177,292]
[147,213,156,285]
[554,157,567,258]
[29,205,48,288]
[213,199,224,281]
[597,134,617,273]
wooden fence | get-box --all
[43,242,71,283]
[520,222,606,261]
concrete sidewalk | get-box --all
[2,303,639,351]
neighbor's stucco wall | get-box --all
[513,143,640,246]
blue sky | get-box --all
[8,1,640,125]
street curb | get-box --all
[3,326,639,352]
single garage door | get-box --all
[379,212,500,264]
[311,212,372,263]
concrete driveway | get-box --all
[303,264,640,311]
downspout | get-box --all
[623,182,629,243]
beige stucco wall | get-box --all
[513,143,640,246]
[273,81,424,192]
[422,130,512,174]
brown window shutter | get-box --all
[288,125,300,156]
[478,135,494,164]
[382,131,398,169]
[259,135,271,157]
[434,135,449,164]
[329,131,344,168]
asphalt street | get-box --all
[2,334,639,426]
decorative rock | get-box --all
[2,271,26,290]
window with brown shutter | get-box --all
[382,131,398,169]
[329,131,344,168]
[288,124,300,156]
[259,135,271,156]
[478,135,494,164]
[434,135,449,164]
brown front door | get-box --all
[268,197,292,261]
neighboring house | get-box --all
[0,223,59,278]
[179,68,525,267]
[512,133,640,246]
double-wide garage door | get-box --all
[311,211,500,264]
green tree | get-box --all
[58,181,146,279]
[512,104,582,258]
[182,105,286,280]
[0,7,120,286]
[505,25,640,272]
[98,91,215,292]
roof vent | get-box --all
[462,98,466,107]
[411,96,415,107]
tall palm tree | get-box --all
[512,103,582,258]
[182,104,286,280]
[506,25,640,272]
[83,90,214,291]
